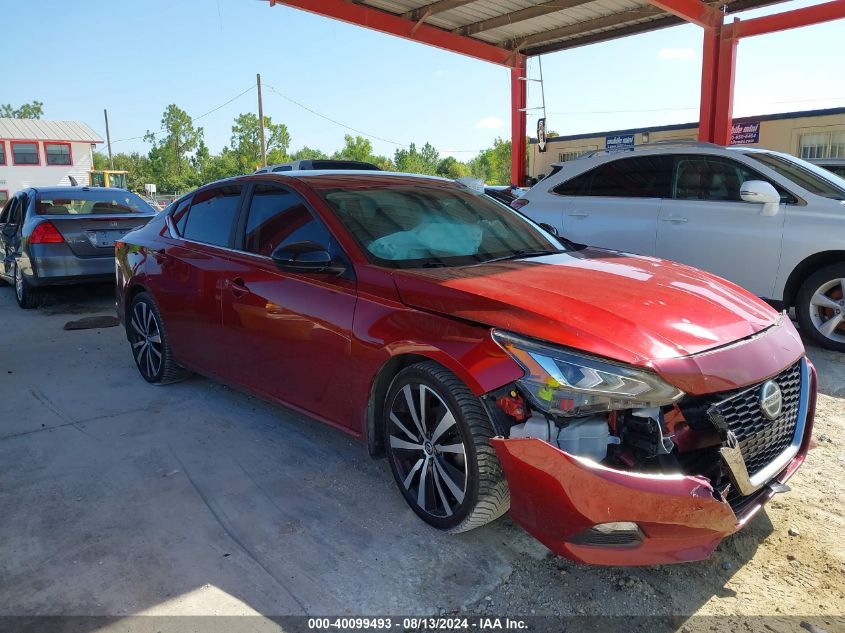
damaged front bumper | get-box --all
[490,362,816,566]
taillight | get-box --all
[29,221,65,244]
[511,198,529,210]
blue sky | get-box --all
[2,0,843,160]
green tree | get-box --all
[469,137,512,185]
[290,146,328,161]
[436,156,471,180]
[201,147,242,182]
[333,135,375,162]
[92,151,154,192]
[1,101,43,119]
[144,104,204,192]
[230,112,291,172]
[394,142,439,175]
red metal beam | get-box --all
[712,21,738,145]
[697,25,720,142]
[732,0,845,37]
[268,0,522,67]
[511,61,527,186]
[645,0,721,28]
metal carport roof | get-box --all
[348,0,781,56]
[269,0,845,184]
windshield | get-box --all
[319,184,565,268]
[745,152,845,200]
[36,190,155,215]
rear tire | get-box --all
[127,292,192,384]
[14,262,40,309]
[384,361,510,533]
[796,263,845,352]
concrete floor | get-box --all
[1,282,843,628]
[0,283,540,618]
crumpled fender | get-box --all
[491,438,738,565]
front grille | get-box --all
[713,361,803,477]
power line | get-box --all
[263,83,409,147]
[108,83,256,145]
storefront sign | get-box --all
[606,134,635,152]
[731,121,760,145]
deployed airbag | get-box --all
[367,221,482,260]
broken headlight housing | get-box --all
[493,330,684,417]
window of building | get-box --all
[243,184,332,257]
[182,185,242,247]
[831,132,845,159]
[11,142,39,165]
[45,142,72,166]
[558,149,591,162]
[799,131,845,160]
[0,142,6,166]
[0,191,9,206]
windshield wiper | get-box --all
[480,249,565,264]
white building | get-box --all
[0,118,103,205]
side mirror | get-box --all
[740,180,781,216]
[271,241,345,275]
[539,222,559,237]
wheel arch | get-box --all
[783,251,845,308]
[123,283,149,335]
[364,349,498,459]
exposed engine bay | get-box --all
[487,330,809,509]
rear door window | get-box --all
[182,185,243,248]
[554,156,673,198]
[242,183,333,257]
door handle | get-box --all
[661,215,688,224]
[567,211,589,218]
[227,277,249,297]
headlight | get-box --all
[493,330,684,416]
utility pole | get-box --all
[103,109,114,169]
[257,73,267,168]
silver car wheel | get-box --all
[808,277,845,344]
[387,383,468,519]
[130,301,163,379]
[14,264,24,302]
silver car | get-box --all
[0,187,156,308]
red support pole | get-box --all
[733,0,845,38]
[697,25,720,142]
[511,59,527,186]
[712,20,738,146]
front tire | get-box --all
[384,361,510,533]
[14,262,40,309]
[127,292,191,384]
[796,264,845,352]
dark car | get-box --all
[255,159,381,174]
[115,170,814,565]
[0,187,156,308]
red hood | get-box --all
[391,248,779,366]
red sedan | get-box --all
[115,172,815,565]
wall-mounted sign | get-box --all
[537,118,547,153]
[731,121,760,145]
[606,134,635,152]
